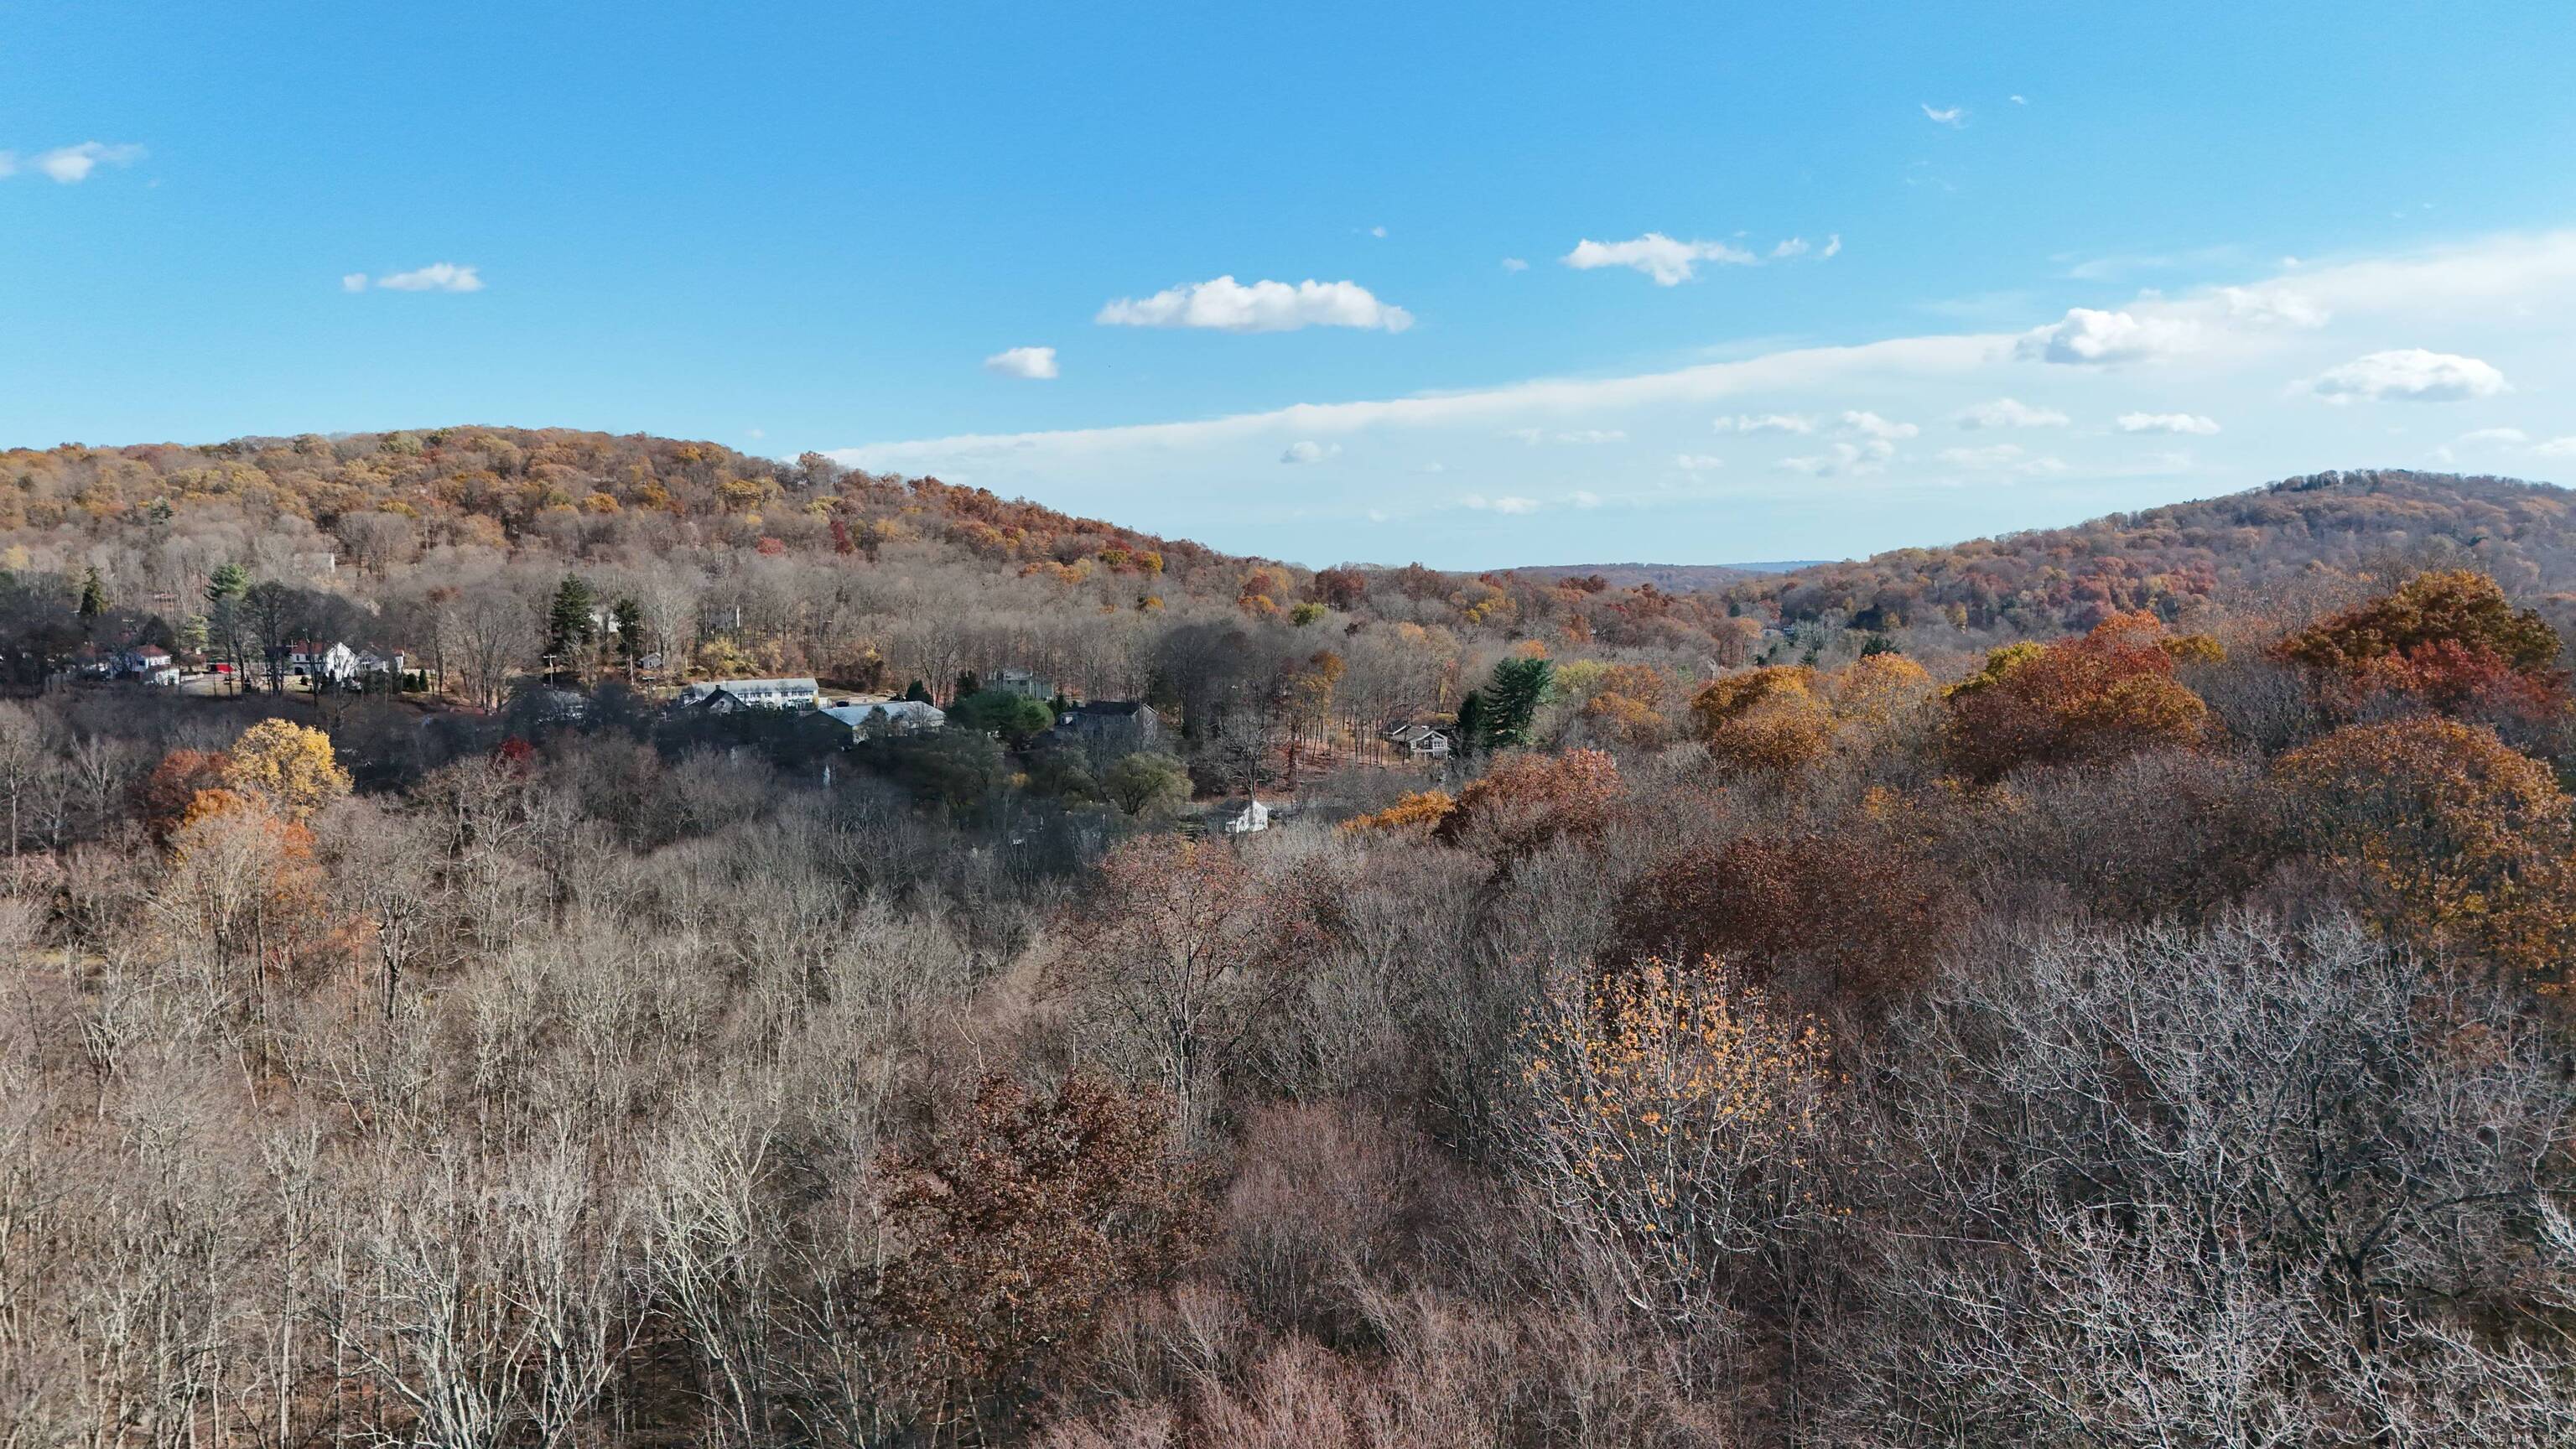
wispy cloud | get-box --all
[1097,276,1412,332]
[1280,440,1341,464]
[358,262,485,293]
[2117,412,2222,434]
[1921,104,1966,127]
[983,345,1059,380]
[1500,257,1529,273]
[1562,232,1757,285]
[1713,413,1820,435]
[1955,397,2070,429]
[2,140,146,183]
[1460,493,1542,514]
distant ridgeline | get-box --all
[0,432,2567,677]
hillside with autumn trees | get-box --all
[5,433,2576,1446]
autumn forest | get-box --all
[5,428,2576,1446]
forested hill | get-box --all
[7,432,2573,682]
[1724,470,2576,637]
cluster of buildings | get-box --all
[672,675,1169,755]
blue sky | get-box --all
[8,2,2576,566]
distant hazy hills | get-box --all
[1504,561,1836,592]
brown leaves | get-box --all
[1604,829,1956,1006]
[1942,611,2211,782]
[877,1072,1199,1424]
[1432,748,1620,860]
[2275,715,2576,989]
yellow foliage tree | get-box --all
[1518,958,1831,1343]
[222,719,352,823]
[2275,715,2576,989]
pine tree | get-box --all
[1454,689,1491,758]
[75,568,107,619]
[1483,656,1554,750]
[546,575,598,681]
[610,596,645,670]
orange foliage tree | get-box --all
[1689,666,1835,776]
[1941,612,2210,782]
[137,747,231,843]
[1432,748,1621,860]
[1340,790,1457,837]
[2275,715,2576,988]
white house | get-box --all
[1386,722,1452,759]
[822,699,946,735]
[1221,797,1271,835]
[678,677,821,712]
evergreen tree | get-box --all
[610,596,645,669]
[1483,656,1554,750]
[1453,689,1491,758]
[204,564,250,690]
[547,574,598,681]
[901,679,933,704]
[75,568,106,619]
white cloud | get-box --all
[1674,454,1725,471]
[1939,443,2067,475]
[1940,444,2026,469]
[1841,410,1919,442]
[2220,284,2331,329]
[1562,232,1756,285]
[2018,307,2195,365]
[2455,427,2531,447]
[2009,94,2028,105]
[1280,440,1341,464]
[1569,490,1602,508]
[2309,349,2507,403]
[1713,413,1820,434]
[983,345,1059,380]
[1500,257,1529,272]
[1955,397,2070,429]
[2532,437,2576,458]
[1820,234,1842,259]
[1369,225,1388,238]
[746,428,766,440]
[1460,493,1541,514]
[340,273,370,293]
[1555,428,1626,444]
[2118,412,2222,435]
[20,141,144,183]
[374,262,485,293]
[1502,427,1543,446]
[1772,237,1810,259]
[1922,104,1966,127]
[1097,275,1413,332]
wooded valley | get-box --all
[3,428,2574,1446]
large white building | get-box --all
[678,677,821,711]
